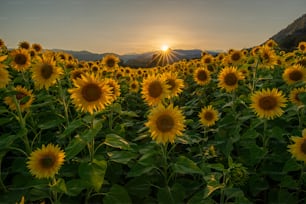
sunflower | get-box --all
[198,105,219,127]
[298,41,306,52]
[32,54,63,90]
[0,67,11,88]
[265,39,278,48]
[4,86,34,112]
[250,88,287,120]
[69,74,113,114]
[201,54,214,65]
[141,74,169,106]
[101,54,120,70]
[259,46,278,68]
[162,72,184,98]
[18,41,30,50]
[282,64,306,85]
[228,49,245,65]
[193,67,211,86]
[288,132,306,163]
[129,80,140,93]
[31,43,43,53]
[0,39,5,48]
[218,66,244,92]
[10,49,31,72]
[70,68,86,81]
[27,144,65,179]
[105,78,121,102]
[289,87,306,106]
[145,103,185,144]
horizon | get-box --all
[1,0,306,55]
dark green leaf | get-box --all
[80,119,103,142]
[107,151,138,164]
[103,184,132,204]
[172,156,202,174]
[104,134,131,150]
[65,135,86,160]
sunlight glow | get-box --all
[161,44,169,51]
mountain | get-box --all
[271,13,306,51]
[53,48,217,68]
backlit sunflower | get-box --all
[18,41,30,50]
[69,74,113,114]
[288,131,306,163]
[259,46,278,68]
[141,74,170,106]
[10,49,31,72]
[282,64,306,85]
[289,87,306,106]
[298,41,306,53]
[0,67,11,88]
[193,67,211,86]
[218,66,244,92]
[265,39,278,48]
[27,144,65,179]
[0,39,5,49]
[199,105,219,127]
[4,86,34,112]
[250,88,287,120]
[162,72,184,98]
[145,103,185,144]
[31,43,42,53]
[32,54,63,90]
[101,54,120,70]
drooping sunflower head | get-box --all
[193,67,211,86]
[145,103,186,144]
[0,67,11,88]
[141,74,170,106]
[298,41,306,52]
[105,78,121,102]
[32,54,64,90]
[10,49,31,72]
[250,88,287,120]
[101,54,120,70]
[218,66,244,92]
[69,74,113,114]
[198,105,219,127]
[4,86,35,112]
[282,64,306,85]
[289,87,306,106]
[288,133,306,163]
[18,41,31,50]
[162,72,184,98]
[27,144,65,179]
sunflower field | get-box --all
[0,38,306,204]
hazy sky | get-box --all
[1,0,305,54]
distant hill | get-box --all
[52,48,219,68]
[271,13,306,51]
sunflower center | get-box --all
[224,73,238,86]
[166,79,176,91]
[40,155,55,168]
[289,70,303,81]
[106,59,115,68]
[156,114,174,133]
[148,81,163,98]
[204,111,214,121]
[82,83,102,102]
[16,92,26,100]
[197,70,208,81]
[300,45,305,51]
[301,139,306,154]
[231,53,241,61]
[204,58,212,64]
[259,96,277,110]
[14,54,27,65]
[131,84,137,89]
[41,64,54,79]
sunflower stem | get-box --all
[251,59,259,93]
[160,143,169,187]
[57,79,70,127]
[263,119,269,148]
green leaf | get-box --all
[78,158,107,192]
[280,175,299,189]
[157,184,185,204]
[66,179,88,196]
[125,176,151,197]
[103,184,132,204]
[299,92,306,105]
[172,156,202,174]
[80,119,103,142]
[59,119,84,139]
[37,112,65,130]
[104,134,131,150]
[127,163,155,177]
[107,151,138,164]
[50,178,67,194]
[0,134,19,149]
[283,158,301,172]
[65,135,86,160]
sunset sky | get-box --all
[1,0,305,54]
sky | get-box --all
[1,0,305,55]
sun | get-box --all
[161,44,169,52]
